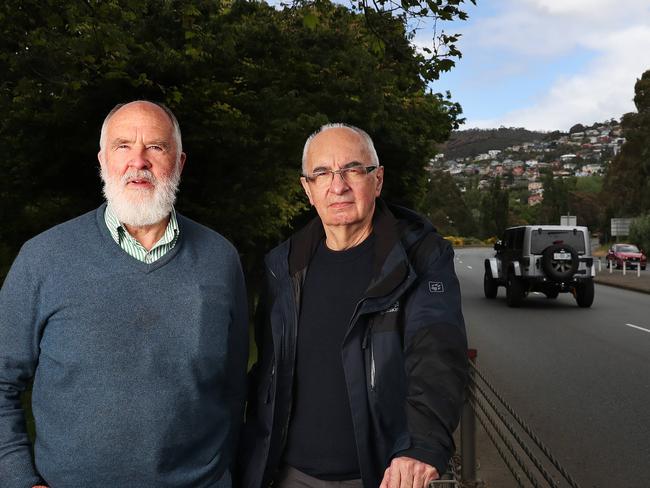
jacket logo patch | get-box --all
[381,302,400,314]
[428,281,444,293]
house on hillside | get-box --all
[581,164,604,175]
[563,162,577,170]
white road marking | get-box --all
[467,265,473,269]
[458,260,463,264]
[626,323,650,334]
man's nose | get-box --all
[129,146,151,169]
[329,171,350,194]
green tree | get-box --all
[479,176,508,238]
[0,0,472,283]
[423,170,476,236]
[348,0,477,82]
[603,69,650,217]
[629,214,650,255]
[538,170,572,224]
[508,188,539,225]
[568,191,602,229]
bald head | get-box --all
[302,123,379,174]
[99,101,183,164]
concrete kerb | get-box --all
[592,258,650,295]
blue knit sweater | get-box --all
[0,205,249,488]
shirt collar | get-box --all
[104,204,179,250]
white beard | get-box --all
[101,165,181,227]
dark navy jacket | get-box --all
[240,200,468,488]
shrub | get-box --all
[444,236,464,247]
[629,214,650,253]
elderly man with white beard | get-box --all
[0,101,249,488]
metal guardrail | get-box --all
[459,350,581,488]
[427,463,461,487]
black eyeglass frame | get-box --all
[302,164,379,184]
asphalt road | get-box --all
[454,247,650,488]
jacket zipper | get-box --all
[361,322,376,392]
[370,338,376,390]
[280,272,302,449]
[266,361,275,404]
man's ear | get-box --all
[178,152,187,174]
[374,166,384,197]
[300,177,314,206]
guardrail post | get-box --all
[461,349,478,485]
[623,260,626,276]
[598,258,602,273]
[609,259,613,273]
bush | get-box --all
[444,236,465,247]
[629,214,650,253]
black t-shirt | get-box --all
[283,234,375,480]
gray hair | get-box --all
[99,100,183,163]
[301,123,380,174]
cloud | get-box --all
[526,0,647,18]
[450,0,650,130]
[473,25,650,130]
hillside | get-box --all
[441,127,553,159]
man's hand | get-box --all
[379,456,439,488]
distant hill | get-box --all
[440,127,552,159]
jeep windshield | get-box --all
[530,229,586,254]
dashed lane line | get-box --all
[626,323,650,334]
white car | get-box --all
[484,225,595,307]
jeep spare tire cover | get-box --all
[541,244,579,280]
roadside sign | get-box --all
[611,218,633,236]
[560,215,577,226]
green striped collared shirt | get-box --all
[104,205,180,264]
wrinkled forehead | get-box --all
[306,128,371,170]
[107,102,175,140]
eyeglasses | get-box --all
[302,165,378,188]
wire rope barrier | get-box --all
[461,353,582,488]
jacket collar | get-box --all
[287,198,411,298]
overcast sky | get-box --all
[428,0,650,131]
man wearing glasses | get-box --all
[240,124,468,488]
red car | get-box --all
[606,243,647,270]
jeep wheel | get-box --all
[506,274,525,307]
[541,244,579,281]
[574,280,594,308]
[484,272,498,298]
